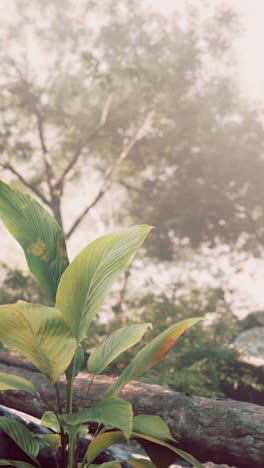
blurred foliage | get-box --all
[85,283,264,401]
[1,0,264,259]
[0,263,52,306]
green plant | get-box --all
[100,287,240,398]
[0,180,203,468]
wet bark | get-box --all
[0,352,263,468]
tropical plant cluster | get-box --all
[0,181,203,468]
[2,263,262,403]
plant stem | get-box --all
[74,433,80,468]
[67,350,78,468]
[67,350,78,413]
[80,375,97,468]
[54,382,67,468]
[54,382,63,414]
[68,430,75,468]
[86,374,95,399]
[80,423,103,468]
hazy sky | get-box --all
[149,0,264,102]
[0,0,263,101]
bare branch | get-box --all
[1,161,51,206]
[65,190,104,239]
[98,110,155,183]
[118,180,142,193]
[35,111,57,194]
[65,110,155,239]
[58,94,113,185]
[100,94,112,126]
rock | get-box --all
[233,327,264,366]
[220,327,264,405]
[0,406,59,467]
[170,463,237,468]
[202,464,237,468]
[241,311,264,329]
[1,352,264,468]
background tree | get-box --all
[1,0,264,407]
[1,0,264,260]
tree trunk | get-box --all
[0,352,263,468]
[50,194,63,229]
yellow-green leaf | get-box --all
[0,461,36,467]
[86,431,125,464]
[86,430,203,468]
[0,180,69,300]
[66,343,84,380]
[0,417,39,464]
[35,433,61,455]
[133,415,174,441]
[0,372,39,397]
[89,463,122,468]
[106,318,203,396]
[125,460,155,468]
[41,411,60,432]
[59,396,133,439]
[88,323,152,374]
[0,303,76,383]
[55,225,152,342]
[132,432,204,468]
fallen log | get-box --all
[0,352,263,468]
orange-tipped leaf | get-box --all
[105,317,203,397]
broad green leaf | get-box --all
[106,318,203,396]
[87,415,173,463]
[0,417,39,464]
[56,225,152,342]
[87,460,153,468]
[35,433,61,455]
[0,180,69,300]
[59,396,133,439]
[0,372,39,397]
[132,432,204,468]
[86,431,125,463]
[0,461,36,467]
[125,460,155,468]
[133,415,174,441]
[61,423,88,439]
[86,431,203,468]
[0,303,76,383]
[66,344,85,380]
[77,425,89,438]
[41,411,60,432]
[89,463,122,468]
[88,323,152,374]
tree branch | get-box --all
[1,61,56,199]
[35,111,57,194]
[118,179,142,193]
[58,94,113,186]
[65,110,155,239]
[1,161,51,206]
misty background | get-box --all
[1,0,264,401]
